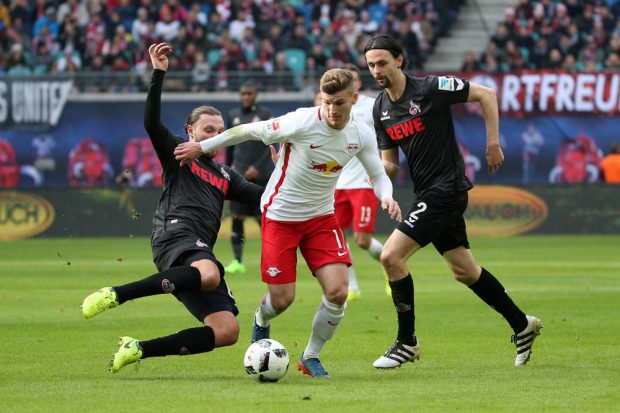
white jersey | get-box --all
[336,94,376,190]
[200,106,393,222]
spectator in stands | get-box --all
[155,7,180,42]
[577,4,595,35]
[287,24,313,53]
[309,43,328,72]
[272,51,294,91]
[514,0,532,20]
[56,44,81,72]
[562,53,579,71]
[605,52,620,70]
[32,40,54,73]
[33,6,59,38]
[461,50,481,72]
[6,43,30,75]
[266,24,286,52]
[57,0,89,28]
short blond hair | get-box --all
[320,68,355,95]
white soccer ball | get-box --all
[244,339,289,382]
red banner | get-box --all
[461,71,620,116]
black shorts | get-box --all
[396,191,470,255]
[152,231,238,322]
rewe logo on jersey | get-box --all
[190,162,229,194]
[385,117,427,141]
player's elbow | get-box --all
[384,162,400,179]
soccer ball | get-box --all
[244,339,289,382]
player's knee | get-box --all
[324,284,348,306]
[269,294,294,313]
[450,264,476,284]
[355,235,371,250]
[210,322,240,347]
[380,250,401,274]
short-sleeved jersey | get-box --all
[144,70,263,249]
[374,75,473,197]
[337,93,375,190]
[241,106,386,221]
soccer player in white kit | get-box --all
[174,68,401,378]
[333,64,388,301]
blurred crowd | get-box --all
[0,0,463,91]
[462,0,620,73]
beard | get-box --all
[375,76,392,89]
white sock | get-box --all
[346,242,360,292]
[347,265,359,292]
[255,293,278,327]
[367,238,383,261]
[303,296,346,359]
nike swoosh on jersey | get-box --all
[337,251,348,256]
[309,144,323,149]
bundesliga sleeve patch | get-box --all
[438,76,465,92]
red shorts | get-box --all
[260,214,351,284]
[334,188,378,233]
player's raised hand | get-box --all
[382,198,402,222]
[174,142,202,166]
[486,143,504,175]
[149,43,172,71]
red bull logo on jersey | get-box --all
[385,117,427,141]
[310,160,344,175]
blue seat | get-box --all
[284,48,307,89]
[207,49,220,67]
[368,3,388,26]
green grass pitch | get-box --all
[1,235,619,412]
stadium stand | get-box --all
[460,0,620,72]
[0,0,465,91]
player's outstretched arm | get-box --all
[174,118,284,165]
[467,82,504,174]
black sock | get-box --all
[113,266,202,304]
[231,217,245,262]
[469,267,527,333]
[390,274,417,346]
[140,326,215,358]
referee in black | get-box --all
[224,82,273,275]
[81,43,264,373]
[363,35,542,369]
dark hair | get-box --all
[363,34,409,70]
[240,81,257,91]
[611,141,619,154]
[320,68,355,95]
[184,105,222,134]
[342,63,361,77]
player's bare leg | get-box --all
[442,246,542,366]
